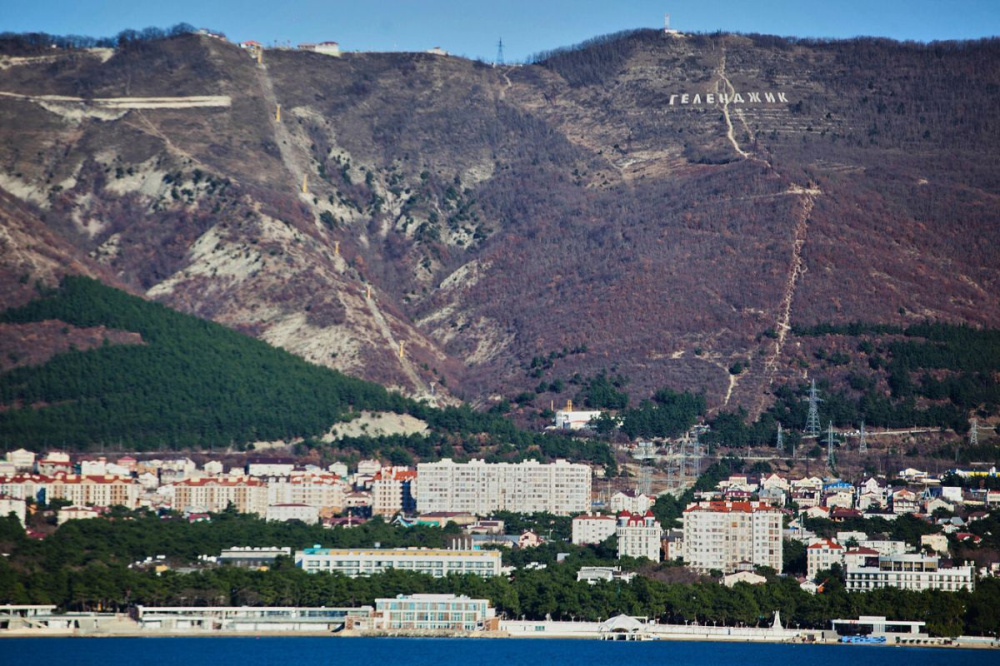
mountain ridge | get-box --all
[1,29,998,414]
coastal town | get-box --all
[1,434,998,645]
[1,5,1000,660]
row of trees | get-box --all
[0,23,200,53]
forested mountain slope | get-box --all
[1,29,998,413]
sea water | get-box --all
[0,637,994,666]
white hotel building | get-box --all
[416,458,591,516]
[295,547,502,578]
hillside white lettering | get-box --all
[669,91,789,106]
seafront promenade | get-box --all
[1,606,997,649]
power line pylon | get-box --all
[826,422,836,468]
[776,422,785,456]
[495,38,504,66]
[805,379,822,437]
[859,422,868,454]
[970,418,979,447]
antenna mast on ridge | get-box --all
[495,37,505,66]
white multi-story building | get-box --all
[682,501,783,573]
[357,459,382,476]
[246,457,295,478]
[267,474,347,513]
[806,538,844,580]
[416,459,590,516]
[846,553,974,592]
[616,511,661,561]
[266,503,319,524]
[47,474,139,508]
[173,477,268,516]
[56,505,101,525]
[610,490,654,514]
[0,496,26,526]
[0,474,51,502]
[295,547,502,578]
[552,400,602,431]
[571,513,617,545]
[5,449,36,471]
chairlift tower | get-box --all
[805,379,822,437]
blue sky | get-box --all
[6,1,999,62]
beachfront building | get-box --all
[571,513,617,545]
[295,547,502,578]
[373,594,495,631]
[616,511,662,561]
[416,458,590,515]
[845,553,975,592]
[682,501,783,573]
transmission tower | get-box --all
[970,418,979,447]
[495,37,504,66]
[859,422,868,454]
[687,430,703,480]
[776,423,785,456]
[805,379,822,437]
[826,422,836,467]
[635,441,655,497]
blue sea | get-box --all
[0,637,995,666]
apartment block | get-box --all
[47,474,139,508]
[371,468,417,517]
[173,477,268,516]
[571,512,617,545]
[416,458,590,516]
[267,474,347,513]
[806,538,845,580]
[681,501,783,573]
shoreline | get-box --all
[1,628,996,649]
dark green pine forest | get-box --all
[0,277,612,470]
